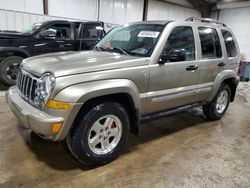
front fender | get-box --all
[207,70,238,102]
[54,79,141,111]
[52,79,141,140]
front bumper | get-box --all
[6,87,64,140]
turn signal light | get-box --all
[46,99,72,110]
[52,123,62,133]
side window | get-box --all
[42,23,71,39]
[162,26,195,61]
[198,27,222,59]
[75,22,81,37]
[221,30,237,57]
[78,24,103,39]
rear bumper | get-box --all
[6,86,64,140]
[236,75,240,85]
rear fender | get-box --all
[207,70,239,102]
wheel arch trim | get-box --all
[0,47,30,59]
[207,70,239,102]
[52,79,141,140]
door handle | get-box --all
[63,43,73,47]
[186,65,198,71]
[218,62,225,67]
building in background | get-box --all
[0,0,200,32]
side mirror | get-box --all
[159,49,186,64]
[39,30,56,39]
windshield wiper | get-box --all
[112,47,129,55]
[95,46,130,56]
[94,46,105,51]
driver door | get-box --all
[146,25,200,114]
[32,22,75,55]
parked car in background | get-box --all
[0,20,105,85]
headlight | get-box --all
[34,73,55,108]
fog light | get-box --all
[46,99,72,110]
[52,123,62,133]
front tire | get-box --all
[203,84,231,120]
[0,56,23,85]
[67,102,130,166]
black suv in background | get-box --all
[0,20,105,85]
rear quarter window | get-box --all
[221,30,237,57]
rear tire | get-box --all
[203,84,231,120]
[0,56,23,86]
[67,102,130,166]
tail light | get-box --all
[237,61,242,75]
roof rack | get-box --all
[186,17,227,27]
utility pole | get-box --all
[43,0,48,15]
[143,0,149,21]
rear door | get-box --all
[146,24,200,114]
[195,26,224,101]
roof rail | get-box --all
[186,17,227,27]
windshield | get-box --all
[95,24,164,57]
[21,22,44,35]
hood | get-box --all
[0,32,27,39]
[22,51,148,77]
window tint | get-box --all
[78,23,103,39]
[162,26,195,61]
[43,23,71,39]
[221,30,237,57]
[198,27,222,59]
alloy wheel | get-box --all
[88,115,122,155]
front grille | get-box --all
[17,69,38,105]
